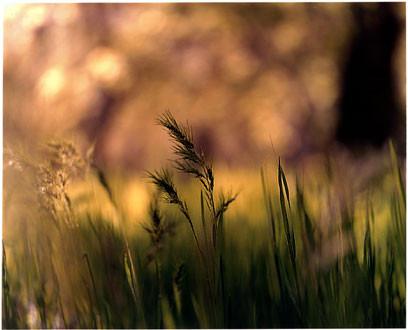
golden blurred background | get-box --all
[4,3,405,173]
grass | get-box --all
[2,113,406,328]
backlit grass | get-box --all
[3,114,405,328]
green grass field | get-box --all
[3,114,406,328]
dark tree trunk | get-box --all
[336,3,404,152]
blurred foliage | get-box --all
[4,3,405,171]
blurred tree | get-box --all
[336,3,404,152]
[3,4,405,170]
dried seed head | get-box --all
[143,197,177,264]
[46,140,87,177]
[34,140,88,226]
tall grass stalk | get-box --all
[149,112,237,327]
